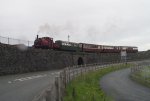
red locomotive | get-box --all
[34,35,59,49]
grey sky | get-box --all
[0,0,150,51]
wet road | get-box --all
[0,70,60,101]
[100,68,150,101]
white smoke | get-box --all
[37,23,61,37]
[37,22,79,40]
[17,44,28,51]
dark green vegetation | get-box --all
[63,64,132,101]
[130,66,150,88]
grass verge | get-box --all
[130,66,150,88]
[63,63,132,101]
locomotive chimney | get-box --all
[37,35,39,39]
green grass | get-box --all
[63,63,132,101]
[130,66,150,88]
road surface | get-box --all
[100,68,150,101]
[0,70,61,101]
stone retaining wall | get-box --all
[1,43,148,75]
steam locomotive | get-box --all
[33,35,138,53]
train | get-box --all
[33,35,138,53]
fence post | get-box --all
[81,67,83,76]
[64,69,67,88]
[46,90,52,101]
[55,76,61,101]
[73,69,75,79]
[68,67,71,82]
[60,72,65,101]
[67,67,69,83]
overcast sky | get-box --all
[0,0,150,51]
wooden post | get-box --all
[46,90,52,101]
[64,69,67,88]
[81,67,83,76]
[55,77,59,101]
[68,67,71,82]
[55,77,61,101]
[73,69,75,79]
[72,87,76,100]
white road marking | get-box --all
[8,71,61,84]
[15,74,47,82]
[8,81,12,83]
[51,72,60,75]
[51,73,55,75]
[55,72,60,75]
[8,74,47,83]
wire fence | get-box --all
[32,62,124,101]
[131,64,150,73]
[130,63,150,87]
[0,36,34,47]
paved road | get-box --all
[100,68,150,101]
[0,70,61,101]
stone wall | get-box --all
[1,43,148,75]
[0,43,73,75]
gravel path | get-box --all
[100,68,150,101]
